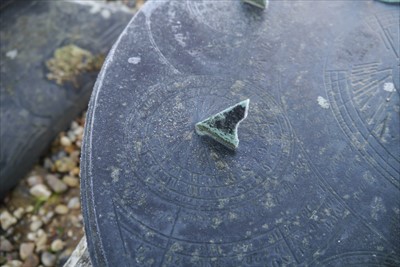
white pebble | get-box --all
[50,239,64,252]
[55,205,69,215]
[27,175,43,187]
[0,210,17,230]
[42,211,54,224]
[6,260,23,267]
[29,184,51,199]
[68,197,81,210]
[70,121,79,130]
[35,231,48,253]
[76,140,82,148]
[41,251,56,267]
[45,174,67,193]
[60,136,72,147]
[19,242,35,260]
[67,131,77,142]
[25,206,34,213]
[62,176,79,187]
[30,220,43,232]
[13,207,24,219]
[73,126,84,137]
[27,232,36,241]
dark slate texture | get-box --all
[81,1,400,266]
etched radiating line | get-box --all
[112,198,127,255]
[335,74,400,183]
[375,14,399,58]
[159,208,182,266]
[145,17,181,74]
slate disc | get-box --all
[81,1,400,266]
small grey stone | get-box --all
[42,211,55,224]
[76,140,82,148]
[55,204,69,215]
[62,176,79,187]
[43,158,54,170]
[19,242,35,260]
[41,251,56,267]
[52,151,67,161]
[27,175,44,187]
[4,260,23,267]
[27,232,36,241]
[50,239,64,252]
[60,136,72,147]
[69,151,80,163]
[38,207,46,216]
[12,207,25,219]
[70,121,79,130]
[0,210,17,230]
[45,174,67,193]
[30,220,43,232]
[25,206,34,213]
[73,126,84,137]
[54,157,76,173]
[67,130,77,142]
[35,230,48,253]
[29,184,51,199]
[22,254,39,267]
[67,197,80,210]
[0,236,13,251]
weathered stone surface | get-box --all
[81,1,400,266]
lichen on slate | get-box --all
[195,99,250,150]
[46,44,104,87]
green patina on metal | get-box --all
[195,99,250,150]
[242,0,268,9]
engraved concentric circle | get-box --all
[146,1,266,75]
[186,0,266,36]
[324,10,400,188]
[125,76,293,210]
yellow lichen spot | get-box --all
[46,44,104,87]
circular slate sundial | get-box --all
[81,1,400,266]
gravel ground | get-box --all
[0,1,147,266]
[1,113,86,267]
